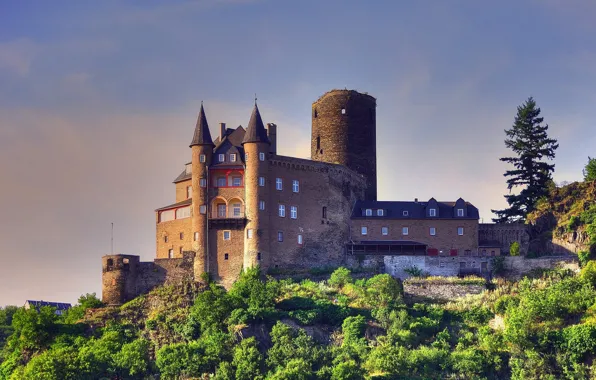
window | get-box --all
[316,136,320,150]
[232,203,241,217]
[290,206,298,219]
[164,236,168,243]
[245,153,249,161]
[200,178,207,188]
[186,163,192,174]
[341,108,346,115]
[429,208,436,217]
[278,204,286,217]
[278,231,284,242]
[457,208,464,217]
[194,232,199,241]
[361,226,367,235]
[168,249,174,258]
[232,177,242,187]
[176,206,191,219]
[224,253,229,260]
[259,200,265,210]
[230,153,237,162]
[276,178,283,191]
[223,230,231,240]
[217,177,226,187]
[491,250,496,256]
[430,227,436,236]
[365,209,372,216]
[322,206,327,219]
[298,234,303,245]
[257,252,261,261]
[402,227,409,235]
[377,209,384,216]
[382,227,388,235]
[187,186,192,199]
[218,154,225,162]
[293,180,299,193]
[458,227,464,236]
[259,152,265,161]
[218,204,227,218]
[179,232,184,240]
[179,246,183,254]
[199,154,206,163]
[160,209,175,222]
[259,177,265,187]
[403,210,409,216]
[247,229,254,239]
[199,205,206,214]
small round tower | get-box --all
[101,254,140,305]
[190,103,214,281]
[242,103,271,271]
[311,89,377,200]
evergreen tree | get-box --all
[492,97,558,223]
[583,156,596,182]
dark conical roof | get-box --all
[190,103,214,147]
[242,103,270,145]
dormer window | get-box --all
[429,208,436,217]
[457,208,464,217]
[218,154,225,162]
[377,209,384,216]
[403,210,409,217]
[365,209,372,216]
[230,153,237,162]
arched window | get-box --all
[322,206,327,219]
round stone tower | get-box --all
[242,103,271,271]
[101,254,140,305]
[311,89,377,200]
[190,103,214,280]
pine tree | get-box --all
[492,97,558,223]
[583,157,596,182]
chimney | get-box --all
[267,123,277,155]
[219,123,226,141]
[414,198,418,203]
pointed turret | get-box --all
[242,103,270,145]
[190,103,214,147]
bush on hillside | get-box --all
[509,241,521,256]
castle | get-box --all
[102,89,524,305]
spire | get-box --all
[190,102,214,147]
[242,102,270,145]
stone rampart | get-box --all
[479,223,529,254]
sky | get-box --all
[1,0,595,306]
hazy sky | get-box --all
[1,0,595,306]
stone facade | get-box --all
[478,223,530,254]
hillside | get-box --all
[3,266,596,379]
[527,180,596,258]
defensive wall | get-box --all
[478,223,530,254]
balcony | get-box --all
[208,210,246,227]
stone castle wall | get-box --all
[478,223,529,254]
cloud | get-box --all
[0,38,37,76]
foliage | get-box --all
[492,97,559,223]
[509,241,521,256]
[404,265,424,277]
[492,256,506,275]
[583,156,596,182]
[328,267,353,289]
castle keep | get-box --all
[102,89,517,305]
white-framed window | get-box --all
[361,226,368,235]
[223,230,231,240]
[403,210,409,216]
[292,180,299,193]
[199,205,206,214]
[457,208,464,217]
[176,206,191,219]
[232,203,241,217]
[232,177,242,187]
[168,249,174,258]
[218,154,225,162]
[200,178,207,188]
[341,108,346,115]
[365,209,372,216]
[429,208,436,217]
[382,227,388,235]
[259,152,265,161]
[458,227,464,236]
[277,231,284,242]
[247,229,254,239]
[218,204,227,218]
[199,154,206,163]
[298,234,303,245]
[230,153,237,162]
[160,209,175,222]
[245,153,249,161]
[402,227,409,235]
[276,178,283,191]
[187,186,192,199]
[278,204,286,217]
[217,177,226,187]
[430,227,436,236]
[290,206,298,219]
[259,177,265,187]
[259,200,265,210]
[377,209,384,216]
[194,232,199,241]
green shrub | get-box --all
[328,267,353,288]
[491,256,506,275]
[494,294,519,315]
[509,241,521,256]
[580,260,596,286]
[578,250,592,268]
[567,216,580,232]
[404,266,424,277]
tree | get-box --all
[584,156,596,182]
[492,97,559,223]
